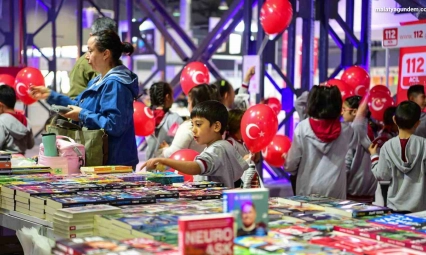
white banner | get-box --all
[382,24,426,48]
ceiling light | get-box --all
[172,6,180,17]
[218,0,229,10]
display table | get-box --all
[0,209,54,239]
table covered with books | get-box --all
[1,167,426,254]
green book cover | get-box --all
[223,188,269,237]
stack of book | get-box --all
[0,153,11,169]
[277,195,392,218]
[53,204,121,239]
[80,165,133,175]
[53,236,178,255]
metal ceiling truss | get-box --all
[135,0,247,97]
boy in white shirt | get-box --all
[141,100,248,188]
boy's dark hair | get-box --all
[188,84,220,108]
[383,106,397,126]
[0,85,16,109]
[227,109,245,136]
[149,82,172,110]
[211,80,233,101]
[307,85,342,119]
[190,100,228,135]
[407,84,425,99]
[394,101,421,130]
[91,17,118,34]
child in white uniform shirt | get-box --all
[141,100,248,188]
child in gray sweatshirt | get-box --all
[370,101,426,213]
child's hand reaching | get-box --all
[159,141,169,149]
[243,66,255,84]
[140,158,164,171]
[368,143,378,155]
[357,93,369,118]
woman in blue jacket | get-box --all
[30,30,139,168]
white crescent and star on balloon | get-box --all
[144,107,154,119]
[15,82,27,97]
[245,123,265,140]
[191,71,207,84]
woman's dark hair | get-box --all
[91,30,134,66]
[307,85,342,120]
[149,82,172,110]
[227,109,245,136]
[188,84,220,108]
[212,80,233,101]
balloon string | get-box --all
[257,35,270,56]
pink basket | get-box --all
[39,135,85,174]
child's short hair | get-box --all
[383,106,397,126]
[307,85,342,119]
[227,109,245,136]
[394,101,421,130]
[344,95,362,109]
[190,100,228,135]
[0,85,16,109]
[407,84,425,99]
[211,80,233,100]
[188,84,221,108]
[149,82,172,109]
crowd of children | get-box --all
[1,58,425,213]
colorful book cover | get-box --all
[271,225,331,242]
[333,221,388,236]
[234,236,344,254]
[277,195,340,206]
[371,228,426,251]
[123,238,178,253]
[178,213,234,255]
[310,235,393,254]
[369,214,426,230]
[223,188,269,237]
[55,236,130,255]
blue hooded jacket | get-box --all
[47,65,139,167]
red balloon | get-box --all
[260,0,293,35]
[14,67,45,105]
[368,91,395,122]
[265,97,281,115]
[262,134,292,167]
[340,66,370,97]
[170,149,199,182]
[0,74,15,87]
[326,79,354,101]
[241,104,278,153]
[370,85,391,97]
[180,62,210,95]
[133,101,155,136]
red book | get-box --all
[178,213,234,255]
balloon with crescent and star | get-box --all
[15,67,45,105]
[241,104,278,153]
[133,101,155,136]
[180,62,210,95]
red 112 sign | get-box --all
[383,28,398,47]
[401,52,426,89]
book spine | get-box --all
[376,235,408,248]
[407,242,426,252]
[178,220,186,255]
[333,226,358,235]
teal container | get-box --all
[42,133,58,156]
